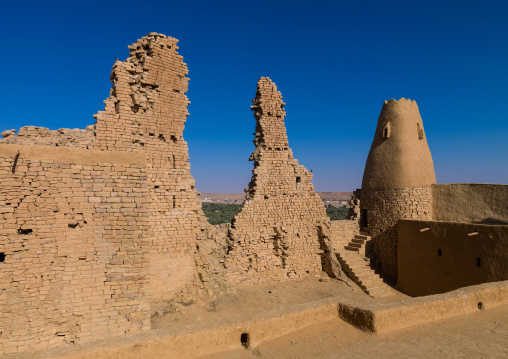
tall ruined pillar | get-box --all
[225,77,330,284]
[361,98,436,280]
[92,33,208,299]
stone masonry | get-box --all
[225,77,331,284]
[1,126,95,148]
[91,32,209,299]
[0,33,210,355]
[362,186,432,279]
[0,145,150,355]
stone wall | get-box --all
[91,33,208,299]
[397,219,508,296]
[432,183,508,224]
[225,78,330,284]
[329,220,360,251]
[0,126,94,148]
[0,144,150,356]
[361,186,432,280]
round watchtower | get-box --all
[361,98,436,280]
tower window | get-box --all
[383,122,391,138]
[417,123,424,139]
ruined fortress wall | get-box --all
[92,33,208,299]
[0,126,94,148]
[0,145,150,356]
[329,220,360,251]
[225,78,329,284]
[397,220,508,296]
[362,186,432,280]
[432,184,508,224]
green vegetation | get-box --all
[202,202,242,225]
[202,202,350,225]
[326,204,349,220]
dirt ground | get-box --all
[14,277,507,359]
[150,275,406,332]
[202,303,508,359]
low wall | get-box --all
[397,219,508,296]
[0,145,150,355]
[432,183,508,224]
[339,280,508,333]
[329,219,359,251]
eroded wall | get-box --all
[397,219,508,296]
[225,77,329,284]
[0,145,150,355]
[91,32,208,299]
[432,183,508,224]
[0,32,211,355]
[0,126,94,148]
[329,220,360,251]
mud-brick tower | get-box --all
[225,77,330,284]
[361,98,436,280]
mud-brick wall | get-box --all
[329,220,360,251]
[0,145,150,356]
[432,184,508,224]
[362,186,432,280]
[398,220,508,296]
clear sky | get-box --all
[1,0,507,192]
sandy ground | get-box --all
[202,303,508,359]
[13,277,507,359]
[150,276,405,332]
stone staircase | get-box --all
[344,234,370,257]
[337,233,393,298]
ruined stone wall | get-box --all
[0,145,150,356]
[362,186,432,280]
[0,126,94,148]
[225,78,329,284]
[91,33,208,299]
[329,220,360,251]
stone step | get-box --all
[354,234,370,240]
[351,238,366,245]
[344,246,360,252]
[336,250,394,298]
[347,242,362,248]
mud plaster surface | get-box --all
[205,303,508,359]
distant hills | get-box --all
[200,192,353,204]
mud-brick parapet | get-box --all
[225,77,330,284]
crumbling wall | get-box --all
[0,126,94,148]
[225,77,330,284]
[329,220,360,251]
[0,144,150,356]
[91,33,209,299]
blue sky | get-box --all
[1,0,507,192]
